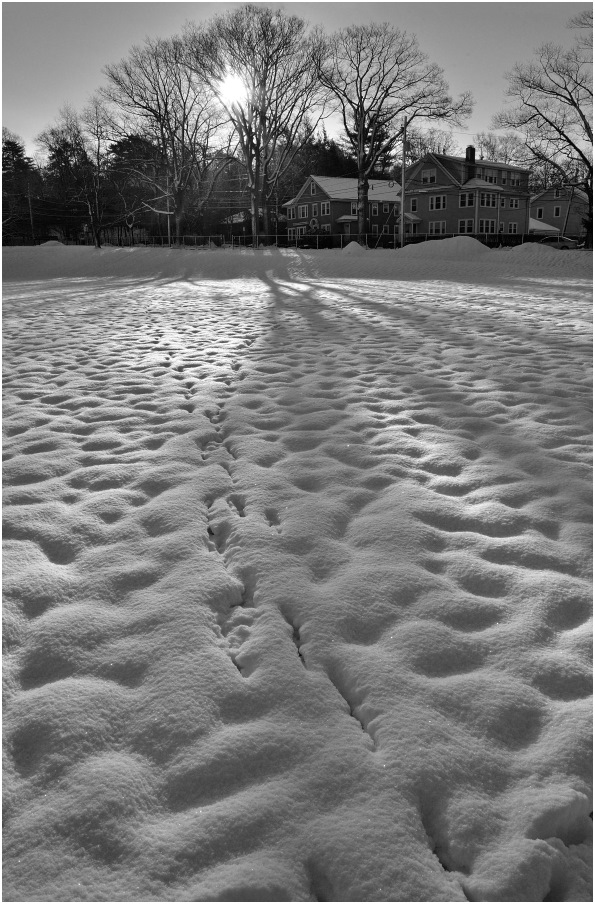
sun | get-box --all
[218,72,249,108]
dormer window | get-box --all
[310,182,316,194]
[421,168,436,184]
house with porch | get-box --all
[283,176,419,243]
[530,186,589,237]
[402,146,531,238]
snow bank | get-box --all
[399,235,492,260]
[342,241,367,254]
[3,245,592,902]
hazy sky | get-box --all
[3,1,589,156]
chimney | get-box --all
[465,144,476,181]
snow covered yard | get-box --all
[2,239,592,902]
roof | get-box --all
[432,152,530,172]
[463,178,504,191]
[530,186,589,204]
[405,151,530,192]
[528,218,560,233]
[283,176,401,207]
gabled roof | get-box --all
[404,151,530,192]
[283,175,401,207]
[531,186,589,204]
[434,152,530,172]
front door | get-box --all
[343,223,351,235]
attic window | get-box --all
[310,182,316,195]
[421,168,436,184]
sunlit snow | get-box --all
[3,238,592,902]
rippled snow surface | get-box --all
[3,241,592,901]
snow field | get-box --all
[2,241,592,901]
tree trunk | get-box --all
[247,148,260,246]
[357,173,369,245]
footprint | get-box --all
[264,507,281,532]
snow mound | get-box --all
[342,241,367,254]
[39,240,64,247]
[399,236,491,260]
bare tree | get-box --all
[37,104,112,247]
[317,24,473,241]
[404,126,460,165]
[103,36,227,243]
[493,11,593,243]
[185,4,328,243]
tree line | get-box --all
[3,5,592,246]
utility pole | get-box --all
[27,184,36,244]
[400,115,407,248]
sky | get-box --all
[2,1,590,158]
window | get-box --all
[288,228,295,240]
[429,221,446,235]
[312,202,318,217]
[383,202,390,213]
[310,182,316,195]
[371,202,378,216]
[554,206,561,217]
[371,224,378,235]
[459,192,474,207]
[458,219,474,234]
[508,223,518,234]
[480,192,498,208]
[500,196,506,207]
[499,223,504,232]
[509,172,520,186]
[298,204,308,219]
[478,219,496,233]
[321,201,330,216]
[410,198,417,212]
[382,225,389,234]
[536,207,543,219]
[501,171,507,185]
[351,202,357,216]
[554,188,561,199]
[509,198,519,208]
[297,225,307,236]
[288,207,295,220]
[320,223,331,234]
[421,168,436,184]
[485,169,497,184]
[394,224,400,234]
[429,195,446,210]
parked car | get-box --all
[539,235,579,250]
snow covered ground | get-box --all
[3,239,592,902]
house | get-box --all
[402,146,531,238]
[283,176,419,244]
[530,186,589,237]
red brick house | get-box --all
[403,146,531,237]
[530,186,589,237]
[283,176,420,243]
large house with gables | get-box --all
[283,147,532,243]
[529,186,589,237]
[402,146,531,237]
[283,176,419,242]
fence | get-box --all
[3,232,585,250]
[227,232,585,250]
